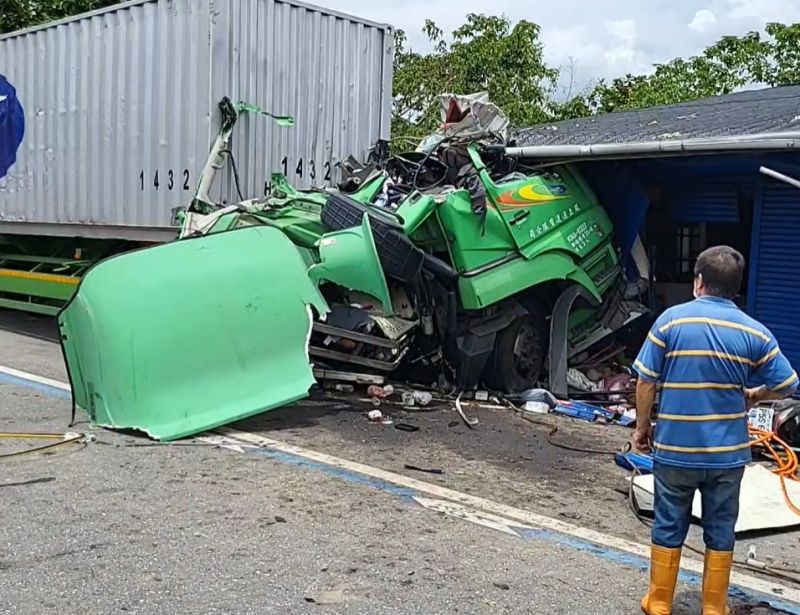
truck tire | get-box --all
[483,312,548,393]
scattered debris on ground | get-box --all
[404,464,444,475]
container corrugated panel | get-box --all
[749,182,800,369]
[0,0,392,239]
[666,180,742,224]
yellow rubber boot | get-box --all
[641,545,682,615]
[702,549,734,615]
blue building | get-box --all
[514,86,800,368]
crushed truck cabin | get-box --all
[58,94,646,440]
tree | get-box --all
[570,23,800,116]
[1,0,121,34]
[392,14,558,141]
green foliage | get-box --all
[392,14,557,141]
[766,23,800,87]
[567,23,800,117]
[1,0,121,34]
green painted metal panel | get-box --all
[458,251,601,310]
[0,297,60,315]
[58,226,328,441]
[0,270,79,300]
[309,215,393,314]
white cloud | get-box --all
[723,0,800,22]
[688,9,717,33]
[310,0,800,91]
[542,26,605,68]
[603,19,643,72]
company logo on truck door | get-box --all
[496,182,569,207]
[0,74,25,180]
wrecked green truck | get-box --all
[58,96,640,440]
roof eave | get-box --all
[506,131,800,161]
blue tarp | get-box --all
[578,161,650,280]
[0,74,25,179]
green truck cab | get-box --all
[57,104,637,440]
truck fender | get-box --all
[549,285,601,398]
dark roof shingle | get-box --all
[515,85,800,147]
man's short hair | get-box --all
[694,245,745,299]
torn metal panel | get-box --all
[58,226,328,441]
[369,314,419,341]
[313,323,401,350]
[309,346,408,371]
[312,369,385,385]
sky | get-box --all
[312,0,800,96]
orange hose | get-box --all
[748,426,800,516]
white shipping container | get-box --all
[0,0,393,241]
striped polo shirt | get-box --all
[634,296,799,469]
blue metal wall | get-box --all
[582,153,800,370]
[748,180,800,369]
[666,181,740,224]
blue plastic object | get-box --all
[0,74,25,179]
[614,451,654,474]
[555,400,617,422]
[616,413,636,427]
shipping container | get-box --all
[0,0,393,242]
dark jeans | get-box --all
[652,462,745,551]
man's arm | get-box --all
[631,318,668,453]
[749,335,799,409]
[634,379,657,452]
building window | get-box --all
[677,224,705,277]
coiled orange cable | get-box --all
[748,426,800,516]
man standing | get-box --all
[634,245,798,615]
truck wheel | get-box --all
[483,313,547,393]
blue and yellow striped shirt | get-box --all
[634,296,799,469]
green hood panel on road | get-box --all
[58,226,328,441]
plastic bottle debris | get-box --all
[412,391,432,406]
[368,409,383,422]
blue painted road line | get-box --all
[0,371,72,400]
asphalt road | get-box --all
[0,310,797,614]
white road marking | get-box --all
[0,366,70,391]
[217,427,800,603]
[2,365,797,604]
[413,496,538,538]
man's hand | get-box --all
[745,385,784,409]
[633,423,653,453]
[745,386,763,410]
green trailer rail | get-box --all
[0,238,144,315]
[0,254,86,315]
